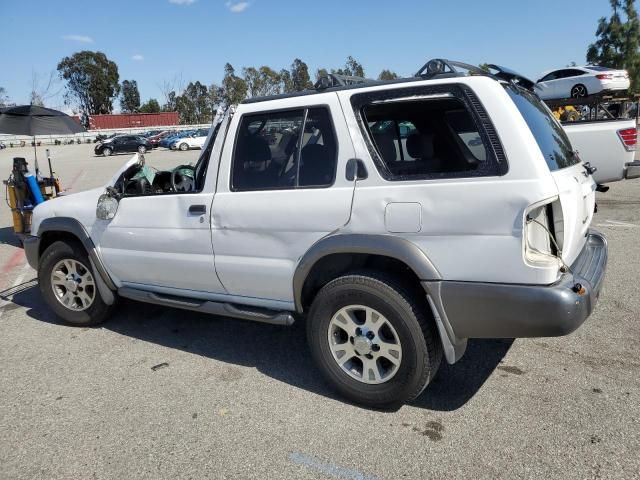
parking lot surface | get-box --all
[0,144,639,479]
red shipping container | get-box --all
[73,112,180,130]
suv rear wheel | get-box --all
[307,271,442,408]
[38,240,115,326]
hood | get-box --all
[30,187,105,235]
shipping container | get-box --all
[73,112,180,130]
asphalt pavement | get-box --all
[0,144,638,479]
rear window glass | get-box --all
[361,97,495,179]
[506,85,578,171]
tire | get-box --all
[102,147,112,157]
[179,142,189,151]
[138,145,147,154]
[570,84,587,98]
[306,271,442,408]
[38,240,116,326]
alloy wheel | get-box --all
[327,305,402,384]
[50,259,96,311]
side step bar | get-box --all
[118,287,295,326]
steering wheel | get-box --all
[171,165,196,192]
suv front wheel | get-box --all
[38,240,115,326]
[307,271,442,408]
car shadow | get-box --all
[8,283,512,412]
[0,226,22,247]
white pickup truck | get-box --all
[564,119,639,184]
[24,60,608,408]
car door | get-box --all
[535,71,560,99]
[97,125,227,295]
[210,93,356,305]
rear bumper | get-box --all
[626,160,640,179]
[426,230,608,339]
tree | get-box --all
[163,91,178,112]
[222,63,248,106]
[587,0,640,92]
[0,87,9,107]
[315,68,329,82]
[30,71,61,107]
[478,63,491,73]
[57,51,120,114]
[378,69,398,81]
[290,58,312,91]
[279,69,294,93]
[331,56,366,77]
[171,81,214,124]
[140,98,161,113]
[120,80,141,113]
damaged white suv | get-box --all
[24,60,607,408]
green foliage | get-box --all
[140,98,161,113]
[290,58,312,91]
[176,81,212,124]
[378,69,398,81]
[478,63,490,73]
[587,0,640,92]
[120,80,141,113]
[243,66,282,98]
[57,51,120,114]
[222,63,248,107]
[331,56,366,78]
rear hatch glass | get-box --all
[506,85,595,265]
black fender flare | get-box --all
[36,217,117,293]
[292,233,441,313]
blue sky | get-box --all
[0,0,613,111]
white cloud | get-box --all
[62,34,94,43]
[132,54,144,61]
[169,0,196,4]
[226,1,250,12]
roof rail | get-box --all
[314,73,371,90]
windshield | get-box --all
[505,85,579,171]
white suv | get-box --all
[24,61,608,408]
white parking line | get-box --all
[596,219,638,228]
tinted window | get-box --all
[506,85,579,171]
[362,97,494,179]
[540,71,559,82]
[232,107,337,191]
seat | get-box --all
[406,132,444,173]
[372,132,397,164]
[298,144,334,186]
[233,135,274,189]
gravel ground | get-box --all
[0,144,638,480]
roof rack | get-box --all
[314,73,372,90]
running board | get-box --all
[118,287,295,326]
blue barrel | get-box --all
[25,174,45,205]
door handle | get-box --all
[188,204,207,215]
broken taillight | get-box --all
[617,127,638,151]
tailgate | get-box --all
[563,120,637,184]
[551,163,596,265]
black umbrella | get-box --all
[0,104,86,168]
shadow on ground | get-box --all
[9,283,512,412]
[0,226,23,248]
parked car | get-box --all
[94,135,152,156]
[147,130,172,148]
[159,130,193,149]
[94,132,119,143]
[171,128,210,150]
[534,66,630,100]
[25,63,607,408]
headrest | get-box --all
[243,135,271,164]
[406,132,435,159]
[373,133,396,163]
[299,144,332,186]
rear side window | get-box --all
[506,85,578,171]
[357,92,500,180]
[231,107,337,191]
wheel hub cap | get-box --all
[50,259,96,312]
[353,335,372,355]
